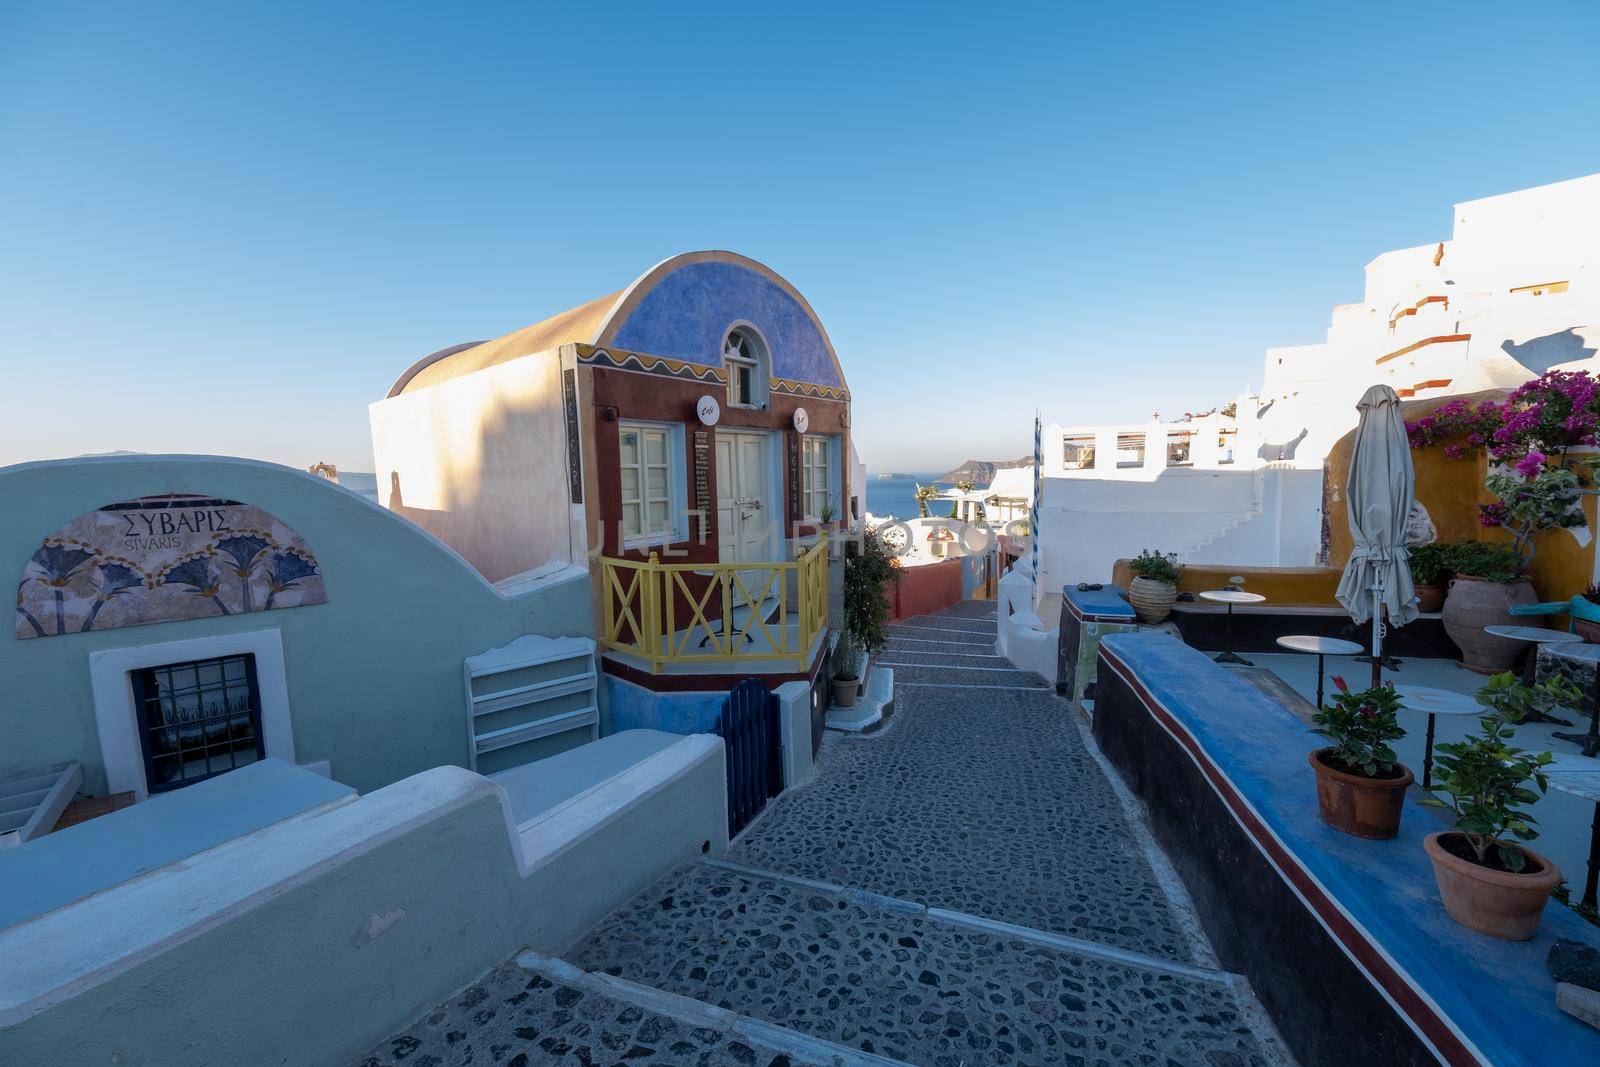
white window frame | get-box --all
[723,323,770,410]
[801,434,838,522]
[88,628,300,801]
[618,419,687,549]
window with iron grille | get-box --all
[131,654,265,793]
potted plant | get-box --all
[831,630,862,708]
[1440,541,1537,672]
[1572,584,1600,643]
[1422,706,1560,940]
[1407,542,1450,614]
[1308,677,1413,839]
[1126,548,1182,624]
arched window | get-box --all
[723,326,769,409]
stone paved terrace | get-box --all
[362,602,1292,1066]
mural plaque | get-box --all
[16,494,326,639]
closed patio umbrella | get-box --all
[1336,384,1419,685]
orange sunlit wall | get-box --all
[1326,390,1597,604]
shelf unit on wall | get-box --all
[462,635,599,773]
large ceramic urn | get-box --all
[1127,576,1177,624]
[1440,576,1538,672]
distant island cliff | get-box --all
[935,457,1033,484]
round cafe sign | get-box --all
[696,395,721,426]
[792,407,810,434]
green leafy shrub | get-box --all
[1424,713,1553,872]
[1312,677,1407,778]
[1445,541,1523,583]
[1407,543,1450,586]
[844,528,900,654]
[1475,671,1584,725]
[1128,548,1181,585]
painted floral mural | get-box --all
[15,494,325,639]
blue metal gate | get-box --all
[715,678,782,838]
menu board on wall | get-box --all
[16,494,326,640]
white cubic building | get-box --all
[1034,173,1600,590]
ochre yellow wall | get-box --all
[1325,389,1596,605]
[1111,560,1343,605]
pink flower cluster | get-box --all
[1405,370,1600,470]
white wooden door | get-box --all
[716,431,771,567]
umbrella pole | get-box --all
[1371,572,1384,688]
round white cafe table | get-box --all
[1198,590,1267,666]
[1275,635,1364,710]
[1545,755,1600,908]
[1482,625,1584,716]
[1392,683,1482,789]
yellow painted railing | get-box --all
[601,536,829,672]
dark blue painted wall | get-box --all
[610,261,840,387]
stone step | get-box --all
[564,860,1284,1067]
[883,634,996,651]
[357,953,879,1067]
[873,649,1008,669]
[887,663,1046,688]
[890,619,996,637]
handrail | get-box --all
[600,535,829,672]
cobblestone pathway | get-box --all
[362,602,1290,1066]
[570,862,1272,1066]
[731,603,1197,963]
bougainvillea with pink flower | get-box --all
[1405,398,1505,456]
[1405,371,1600,467]
[1480,467,1584,571]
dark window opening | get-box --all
[132,654,265,793]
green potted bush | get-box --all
[1308,677,1413,839]
[1126,548,1182,624]
[831,630,863,709]
[1439,541,1537,672]
[1406,542,1450,614]
[1422,700,1561,940]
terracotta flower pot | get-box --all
[1424,832,1561,940]
[1440,576,1537,673]
[831,677,859,709]
[1414,583,1446,614]
[1308,749,1413,839]
[1127,576,1177,624]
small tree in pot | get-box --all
[1406,542,1450,614]
[1126,548,1182,624]
[831,630,863,709]
[1422,700,1560,940]
[1308,677,1413,839]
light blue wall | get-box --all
[605,674,726,735]
[0,455,599,795]
[610,260,841,387]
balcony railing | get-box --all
[600,536,829,672]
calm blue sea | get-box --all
[865,473,947,521]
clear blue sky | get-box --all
[3,1,1598,474]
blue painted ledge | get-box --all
[0,758,355,933]
[1063,584,1135,623]
[1098,632,1600,1064]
